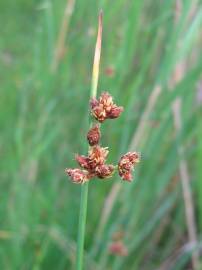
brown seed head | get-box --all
[87,125,101,146]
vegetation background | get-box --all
[0,0,202,269]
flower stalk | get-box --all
[76,11,103,270]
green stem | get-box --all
[76,11,103,270]
[76,183,89,270]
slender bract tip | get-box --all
[91,10,103,98]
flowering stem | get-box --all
[76,11,103,270]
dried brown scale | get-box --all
[95,164,115,179]
[65,168,90,184]
[126,152,140,163]
[75,155,91,170]
[91,104,106,123]
[99,92,113,112]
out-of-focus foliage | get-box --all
[0,0,202,269]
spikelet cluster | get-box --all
[65,92,140,184]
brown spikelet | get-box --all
[118,152,140,182]
[65,168,89,184]
[90,92,123,122]
[87,124,101,146]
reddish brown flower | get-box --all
[99,92,113,113]
[65,168,89,184]
[126,152,140,164]
[76,146,109,174]
[95,164,115,179]
[91,104,106,123]
[90,92,123,122]
[109,241,128,256]
[87,146,109,172]
[75,155,90,170]
[74,146,113,180]
[118,157,132,174]
[118,152,140,182]
[88,145,108,167]
[87,124,101,146]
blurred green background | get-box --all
[1,0,202,269]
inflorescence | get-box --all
[65,92,140,184]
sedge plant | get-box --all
[65,11,140,270]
